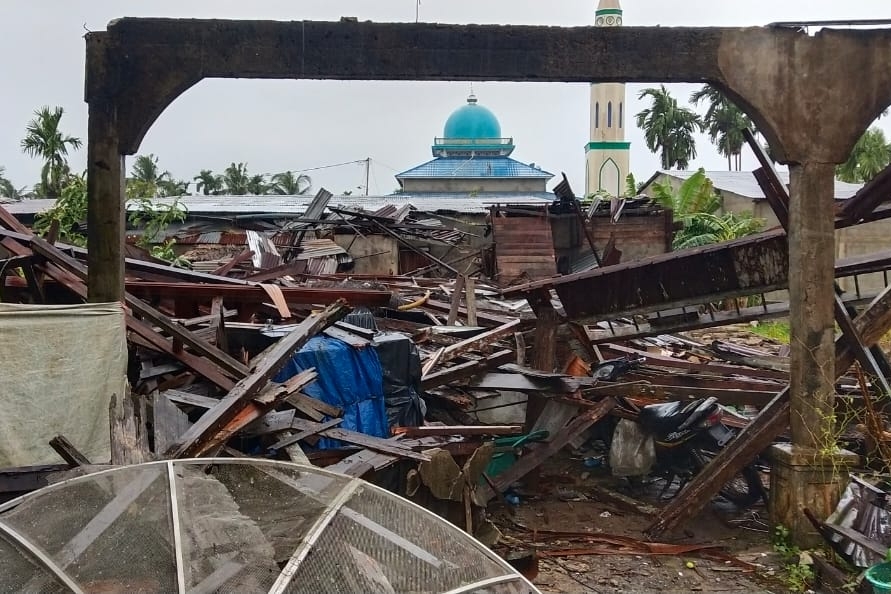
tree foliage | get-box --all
[690,85,753,171]
[34,173,88,246]
[635,85,703,170]
[836,126,891,183]
[270,171,312,195]
[20,106,82,199]
[649,168,764,250]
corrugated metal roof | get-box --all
[6,193,554,218]
[649,170,863,200]
[396,156,553,179]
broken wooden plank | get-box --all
[210,248,254,277]
[468,372,582,393]
[420,349,514,390]
[285,391,342,421]
[647,283,891,537]
[48,435,92,468]
[392,425,523,438]
[109,389,152,466]
[269,418,343,451]
[465,277,478,327]
[26,234,250,381]
[476,397,616,502]
[152,392,193,454]
[436,318,521,365]
[167,302,347,458]
[446,274,466,326]
[290,418,431,462]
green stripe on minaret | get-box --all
[585,141,631,151]
[595,8,623,16]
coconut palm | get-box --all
[193,169,223,195]
[635,85,703,170]
[690,85,753,171]
[20,106,82,198]
[836,126,891,183]
[127,154,173,198]
[222,162,251,195]
[270,171,312,195]
[246,174,268,195]
[157,178,190,197]
[0,166,26,200]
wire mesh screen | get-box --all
[174,461,347,593]
[0,536,69,593]
[286,484,510,594]
[2,465,176,593]
[0,460,539,594]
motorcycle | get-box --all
[592,356,766,507]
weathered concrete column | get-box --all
[787,162,837,449]
[86,101,125,303]
[766,162,855,545]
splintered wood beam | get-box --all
[27,235,252,380]
[289,418,432,462]
[446,274,466,326]
[436,318,520,365]
[166,301,348,458]
[646,282,891,537]
[48,435,92,467]
[476,397,616,502]
[192,393,278,455]
[420,349,514,390]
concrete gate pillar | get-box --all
[716,29,891,543]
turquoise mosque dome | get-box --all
[442,94,502,139]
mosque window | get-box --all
[607,102,613,127]
[619,102,623,128]
[595,102,600,129]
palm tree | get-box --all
[222,162,251,195]
[635,85,703,170]
[270,171,312,195]
[836,126,891,183]
[20,106,82,198]
[157,178,190,197]
[0,166,26,200]
[247,174,268,195]
[127,154,172,198]
[193,169,223,195]
[690,85,753,171]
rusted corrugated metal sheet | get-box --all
[504,229,790,321]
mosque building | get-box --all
[395,92,554,198]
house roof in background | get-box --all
[3,193,554,218]
[644,170,863,201]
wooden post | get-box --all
[446,274,466,325]
[464,277,477,327]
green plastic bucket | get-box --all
[866,562,891,594]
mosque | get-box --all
[395,0,630,201]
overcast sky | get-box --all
[2,0,889,196]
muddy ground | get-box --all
[488,448,803,594]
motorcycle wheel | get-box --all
[691,448,766,508]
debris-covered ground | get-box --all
[3,190,891,594]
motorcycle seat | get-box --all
[638,398,709,435]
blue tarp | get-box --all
[274,335,388,449]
